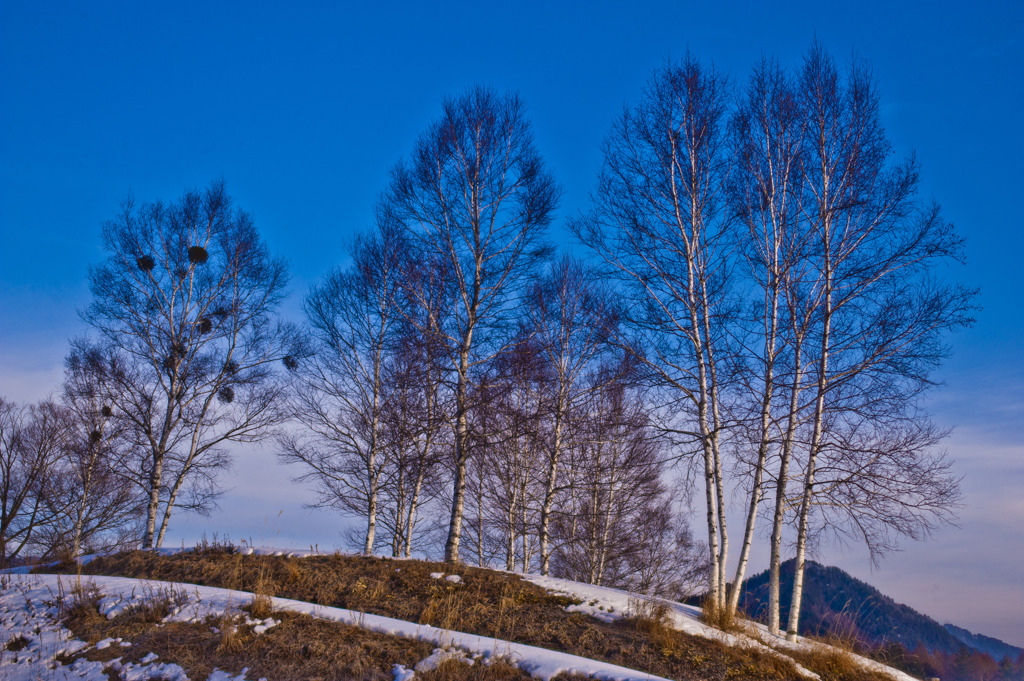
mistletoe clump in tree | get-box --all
[76,180,299,549]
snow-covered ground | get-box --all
[1,550,918,681]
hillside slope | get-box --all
[8,546,924,681]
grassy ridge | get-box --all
[41,548,899,681]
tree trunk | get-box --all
[787,252,832,642]
[444,338,473,564]
[730,281,781,615]
[142,451,164,549]
[156,469,186,549]
[768,334,804,635]
[71,438,99,560]
[403,448,428,558]
[539,403,564,576]
[364,488,377,555]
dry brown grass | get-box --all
[415,656,591,681]
[700,594,744,634]
[249,591,275,620]
[624,596,676,649]
[61,597,436,680]
[215,614,245,654]
[784,641,895,681]
[57,595,591,681]
[51,549,821,681]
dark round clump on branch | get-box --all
[101,405,113,417]
[282,355,298,372]
[188,246,209,264]
[89,429,102,444]
[81,181,295,551]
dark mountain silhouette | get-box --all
[944,623,1023,662]
[738,559,1021,660]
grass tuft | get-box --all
[700,594,742,633]
[3,634,30,652]
[216,615,245,654]
[625,596,675,650]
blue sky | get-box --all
[2,1,1022,646]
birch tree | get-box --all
[470,346,546,572]
[279,224,405,554]
[81,181,297,548]
[727,58,810,622]
[49,348,142,559]
[550,380,664,587]
[375,320,450,558]
[381,86,560,563]
[0,399,69,566]
[573,56,736,610]
[529,255,616,575]
[783,44,973,640]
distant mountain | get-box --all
[738,560,1021,659]
[944,623,1023,662]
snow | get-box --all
[414,646,474,672]
[106,657,190,680]
[429,571,462,584]
[392,664,416,681]
[206,670,258,681]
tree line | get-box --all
[0,43,973,640]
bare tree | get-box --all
[529,255,617,575]
[573,56,737,609]
[801,409,961,563]
[551,379,664,587]
[81,181,297,549]
[390,256,456,559]
[622,504,710,600]
[0,399,70,566]
[279,224,405,554]
[382,86,560,563]
[476,342,548,572]
[361,290,452,559]
[44,348,143,560]
[781,44,973,640]
[727,57,810,622]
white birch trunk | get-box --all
[768,334,804,635]
[538,401,564,576]
[787,239,832,641]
